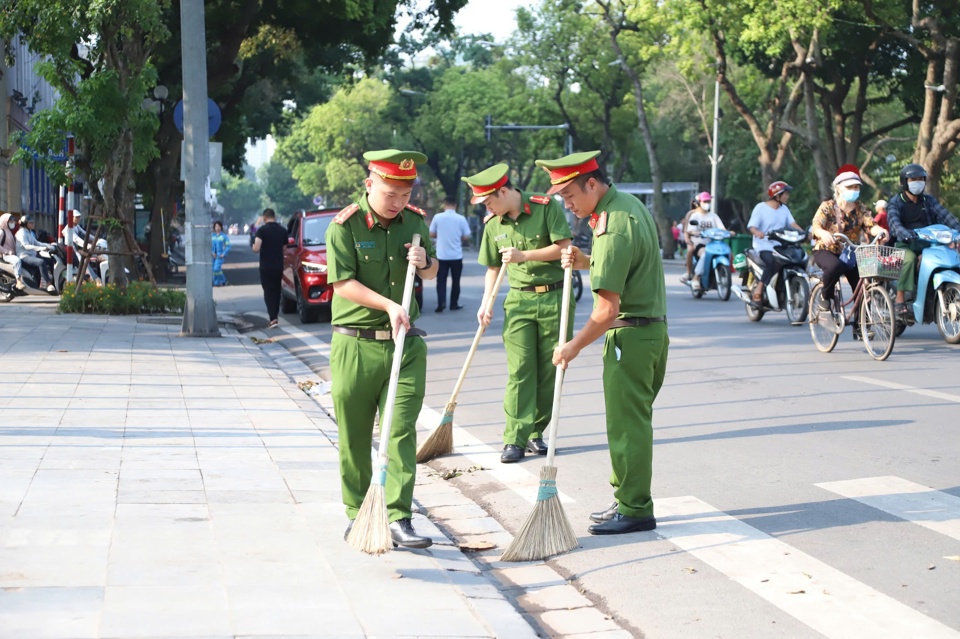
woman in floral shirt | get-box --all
[810,166,888,313]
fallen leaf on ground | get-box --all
[250,336,276,344]
[683,567,698,574]
[944,556,960,562]
[460,541,496,551]
[928,564,936,570]
[788,590,806,595]
[431,465,486,480]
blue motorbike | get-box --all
[682,227,733,300]
[897,224,960,344]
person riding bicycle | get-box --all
[684,192,725,292]
[810,167,888,332]
[747,181,805,304]
[681,192,717,284]
[885,163,960,318]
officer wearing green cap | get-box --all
[539,150,668,535]
[325,149,439,548]
[462,163,574,464]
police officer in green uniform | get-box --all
[540,151,669,535]
[462,163,575,464]
[325,150,439,548]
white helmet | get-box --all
[874,199,887,211]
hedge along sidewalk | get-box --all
[0,304,539,639]
[58,280,185,315]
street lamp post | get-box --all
[709,78,722,205]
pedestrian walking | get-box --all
[429,196,472,312]
[539,150,669,535]
[462,163,574,464]
[326,149,438,549]
[252,208,288,328]
[211,221,231,287]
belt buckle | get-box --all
[374,329,392,340]
[534,284,549,293]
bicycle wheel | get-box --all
[859,282,896,361]
[809,282,840,353]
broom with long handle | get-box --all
[501,262,579,562]
[347,234,422,555]
[416,263,509,463]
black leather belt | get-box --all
[609,316,666,329]
[332,325,426,340]
[513,280,562,293]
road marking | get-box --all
[843,375,960,403]
[416,405,574,505]
[656,496,960,639]
[816,476,960,542]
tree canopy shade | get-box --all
[138,0,467,276]
[0,0,170,286]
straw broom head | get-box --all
[415,401,456,462]
[347,465,392,555]
[501,465,579,562]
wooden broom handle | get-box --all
[376,233,421,462]
[446,264,509,403]
[545,264,574,467]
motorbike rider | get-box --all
[681,192,714,283]
[15,214,57,292]
[62,210,108,283]
[684,192,726,292]
[747,181,805,304]
[885,163,960,318]
[0,213,26,290]
[810,167,888,325]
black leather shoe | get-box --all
[450,304,463,310]
[589,501,619,523]
[343,520,353,541]
[500,444,525,463]
[435,305,445,313]
[389,518,432,549]
[588,513,657,535]
[525,438,548,455]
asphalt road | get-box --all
[215,237,960,639]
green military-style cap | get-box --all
[535,150,601,195]
[461,163,510,204]
[363,149,428,181]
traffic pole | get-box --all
[65,164,75,283]
[179,0,219,337]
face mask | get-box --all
[907,180,925,196]
[841,190,860,203]
[700,203,711,212]
[7,223,14,230]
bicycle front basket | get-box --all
[855,244,905,279]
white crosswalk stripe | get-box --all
[816,476,960,542]
[843,375,960,403]
[656,495,960,639]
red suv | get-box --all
[281,208,338,323]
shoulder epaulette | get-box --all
[483,212,495,224]
[529,195,551,205]
[333,203,359,225]
[405,204,427,217]
[589,211,608,236]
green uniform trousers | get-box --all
[895,241,920,293]
[501,287,574,447]
[331,332,426,523]
[603,322,669,519]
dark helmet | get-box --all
[899,163,928,191]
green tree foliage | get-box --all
[260,161,312,216]
[214,172,264,227]
[0,0,169,286]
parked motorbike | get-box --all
[732,228,810,325]
[895,224,960,344]
[681,227,732,300]
[0,244,67,302]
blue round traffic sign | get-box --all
[173,98,222,137]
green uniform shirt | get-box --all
[325,194,436,328]
[590,185,667,319]
[478,191,571,287]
